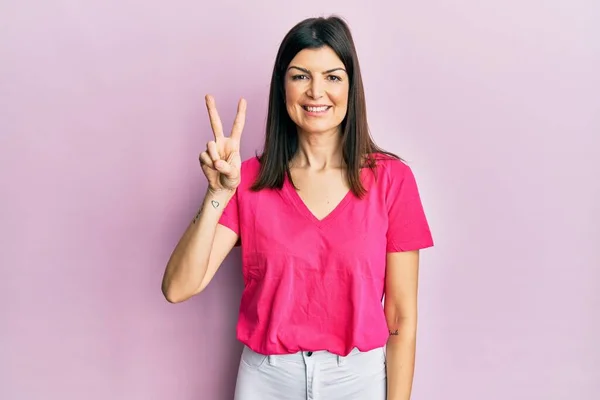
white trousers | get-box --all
[233,345,387,400]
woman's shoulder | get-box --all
[368,153,413,180]
[240,155,261,173]
[366,153,423,202]
[238,155,261,188]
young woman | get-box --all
[162,15,434,400]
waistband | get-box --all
[244,345,385,367]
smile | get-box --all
[302,105,331,113]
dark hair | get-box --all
[251,15,399,198]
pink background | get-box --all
[1,1,598,399]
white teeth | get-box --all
[305,106,329,112]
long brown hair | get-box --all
[251,16,399,198]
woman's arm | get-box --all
[161,189,238,303]
[384,250,420,400]
[161,95,246,303]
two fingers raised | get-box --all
[205,95,247,142]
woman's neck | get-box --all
[292,128,344,170]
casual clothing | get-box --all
[218,155,434,357]
[233,345,386,400]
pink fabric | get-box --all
[219,156,433,356]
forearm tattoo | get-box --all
[389,329,399,336]
[192,209,202,224]
[193,200,220,224]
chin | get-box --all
[299,124,341,135]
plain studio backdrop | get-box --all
[1,1,598,399]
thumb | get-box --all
[228,150,241,168]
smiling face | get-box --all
[284,46,350,137]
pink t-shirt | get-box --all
[218,155,433,356]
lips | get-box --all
[302,105,332,112]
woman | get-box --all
[162,15,433,400]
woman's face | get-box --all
[284,46,350,137]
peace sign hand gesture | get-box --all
[199,95,246,195]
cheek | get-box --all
[331,85,349,106]
[286,104,298,121]
[335,106,348,122]
[332,90,349,115]
[284,82,301,102]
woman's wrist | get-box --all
[204,188,235,209]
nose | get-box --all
[307,78,324,99]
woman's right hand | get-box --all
[199,95,247,194]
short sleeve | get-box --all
[218,189,240,235]
[385,161,434,252]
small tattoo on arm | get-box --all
[192,210,202,224]
[193,200,220,223]
[389,329,399,336]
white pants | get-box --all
[234,345,387,400]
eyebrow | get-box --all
[288,66,347,74]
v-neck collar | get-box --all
[283,170,363,228]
